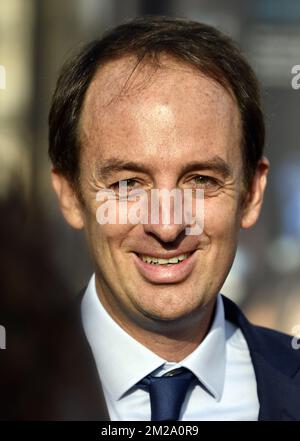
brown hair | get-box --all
[48,15,265,189]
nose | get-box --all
[142,189,187,242]
[143,222,186,243]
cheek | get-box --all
[84,198,131,240]
[198,200,240,287]
[86,219,138,270]
[203,198,240,239]
[87,224,131,256]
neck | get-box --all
[122,303,216,361]
[96,283,217,362]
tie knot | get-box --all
[137,367,195,421]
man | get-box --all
[17,15,300,420]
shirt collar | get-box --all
[179,294,226,400]
[81,274,226,402]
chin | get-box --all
[134,295,201,323]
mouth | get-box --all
[138,252,191,265]
[132,250,197,284]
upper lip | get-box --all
[134,250,196,259]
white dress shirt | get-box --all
[81,274,259,421]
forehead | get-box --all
[79,55,242,171]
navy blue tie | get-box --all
[137,367,195,421]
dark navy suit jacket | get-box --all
[1,293,300,420]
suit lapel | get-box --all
[254,353,300,421]
[222,295,300,421]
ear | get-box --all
[240,156,270,229]
[51,169,84,229]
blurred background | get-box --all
[1,0,300,343]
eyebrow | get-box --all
[180,158,232,179]
[95,155,233,180]
[95,159,151,180]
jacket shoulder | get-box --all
[247,322,300,376]
[251,324,297,349]
[222,294,300,376]
[253,323,291,339]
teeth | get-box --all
[140,253,189,265]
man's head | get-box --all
[49,16,269,334]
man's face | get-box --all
[57,56,266,332]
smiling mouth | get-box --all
[132,250,197,283]
[136,252,193,265]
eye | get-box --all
[109,178,139,191]
[191,175,221,191]
[194,175,213,185]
